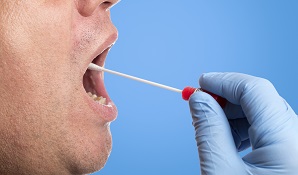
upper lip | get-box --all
[86,33,118,68]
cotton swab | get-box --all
[88,63,227,107]
[88,63,182,93]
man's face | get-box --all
[0,0,118,174]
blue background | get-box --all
[96,1,298,174]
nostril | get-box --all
[101,0,120,11]
[101,1,114,11]
[76,0,119,17]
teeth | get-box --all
[87,92,107,105]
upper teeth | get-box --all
[87,92,106,105]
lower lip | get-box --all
[84,92,118,122]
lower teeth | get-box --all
[87,92,106,105]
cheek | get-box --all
[1,1,79,99]
[28,5,73,63]
[0,0,81,136]
[0,1,77,89]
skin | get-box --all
[0,0,119,174]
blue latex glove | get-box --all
[189,72,298,175]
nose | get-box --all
[76,0,119,17]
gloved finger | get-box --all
[223,102,251,151]
[229,118,251,152]
[189,91,246,175]
[199,72,297,149]
[224,102,246,120]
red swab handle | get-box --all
[182,86,227,108]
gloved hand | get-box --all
[189,72,298,175]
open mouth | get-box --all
[83,47,111,106]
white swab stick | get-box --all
[88,63,182,93]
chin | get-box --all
[73,125,113,174]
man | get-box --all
[1,0,119,174]
[1,1,298,175]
